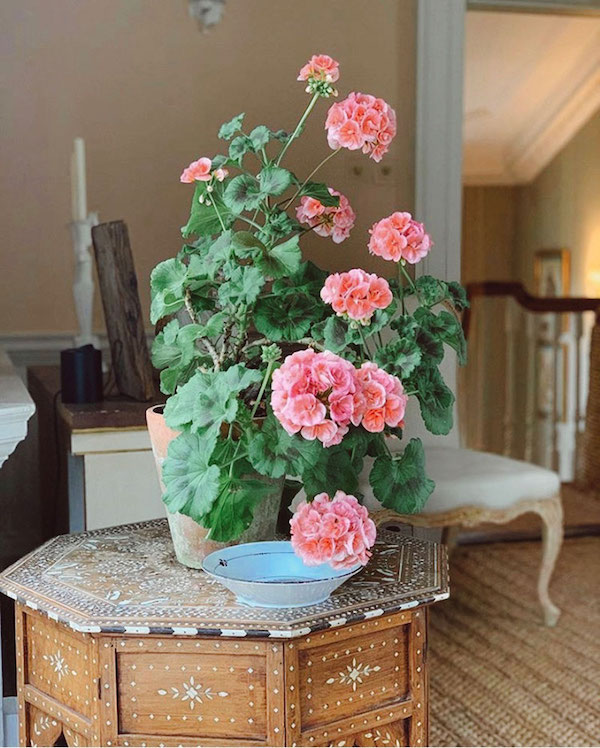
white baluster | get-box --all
[555,314,577,481]
[503,299,515,457]
[524,312,536,463]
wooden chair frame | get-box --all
[373,494,563,626]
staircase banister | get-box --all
[463,281,600,338]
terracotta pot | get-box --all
[146,405,282,569]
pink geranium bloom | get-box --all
[321,269,392,323]
[353,362,408,432]
[180,157,212,183]
[325,92,396,161]
[368,211,432,264]
[296,189,355,244]
[290,491,376,569]
[271,349,359,448]
[298,54,340,83]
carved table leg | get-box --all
[534,495,563,626]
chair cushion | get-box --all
[360,446,560,514]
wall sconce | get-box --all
[588,270,600,297]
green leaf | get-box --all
[211,154,233,170]
[254,293,321,342]
[229,135,255,165]
[218,112,245,140]
[249,125,270,151]
[299,181,340,207]
[446,281,470,310]
[301,447,358,500]
[204,474,282,542]
[162,431,221,522]
[164,365,262,436]
[314,315,348,353]
[272,261,329,299]
[182,183,235,239]
[247,413,321,479]
[264,210,298,239]
[231,231,267,257]
[256,236,301,279]
[375,337,422,379]
[369,438,435,514]
[218,265,265,307]
[414,275,446,307]
[223,174,262,213]
[150,258,187,323]
[415,307,467,365]
[159,362,202,396]
[269,129,290,143]
[258,165,292,197]
[411,364,455,435]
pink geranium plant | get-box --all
[150,54,467,550]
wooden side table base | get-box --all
[15,605,430,747]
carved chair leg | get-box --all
[534,495,563,626]
[441,525,460,554]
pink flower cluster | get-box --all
[320,269,392,323]
[297,54,340,84]
[325,92,396,162]
[290,491,376,569]
[180,157,228,184]
[271,349,358,448]
[368,211,432,264]
[296,189,355,244]
[354,362,408,433]
[271,350,407,446]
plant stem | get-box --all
[236,215,263,231]
[298,337,325,351]
[250,360,275,421]
[400,262,418,293]
[210,194,227,232]
[357,326,373,361]
[184,288,220,369]
[283,148,341,209]
[276,92,320,166]
[397,265,406,314]
[228,360,274,477]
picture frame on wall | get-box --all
[534,248,571,298]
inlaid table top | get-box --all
[0,519,448,639]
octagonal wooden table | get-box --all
[0,519,448,747]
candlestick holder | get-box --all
[69,212,100,350]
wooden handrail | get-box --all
[463,281,600,337]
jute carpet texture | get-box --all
[429,537,600,747]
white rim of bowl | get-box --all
[201,545,362,585]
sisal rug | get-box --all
[429,537,600,747]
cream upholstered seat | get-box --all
[362,446,560,514]
[365,362,564,627]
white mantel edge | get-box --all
[0,347,36,468]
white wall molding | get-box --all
[0,332,155,371]
[507,54,600,183]
[415,0,466,282]
[468,0,600,15]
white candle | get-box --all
[72,137,87,222]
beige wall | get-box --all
[515,108,600,296]
[0,0,416,335]
[461,185,518,284]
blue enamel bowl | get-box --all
[201,541,362,608]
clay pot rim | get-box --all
[147,404,165,416]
